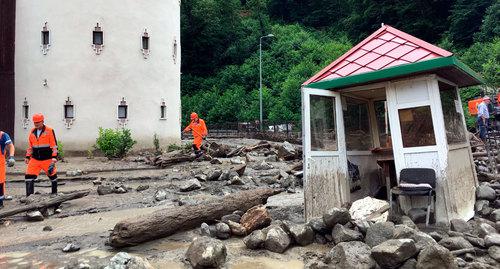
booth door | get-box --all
[303,88,349,220]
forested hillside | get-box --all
[181,0,499,127]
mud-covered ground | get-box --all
[0,139,317,269]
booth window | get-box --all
[310,95,338,151]
[439,81,466,144]
[344,98,372,150]
[398,106,436,147]
[375,100,391,147]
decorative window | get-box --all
[141,29,150,58]
[63,97,75,128]
[344,97,372,150]
[117,98,128,127]
[172,37,178,63]
[160,99,166,119]
[22,98,30,129]
[398,106,436,148]
[41,22,50,55]
[92,23,104,54]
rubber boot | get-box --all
[0,183,4,208]
[51,180,58,195]
[25,181,34,197]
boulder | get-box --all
[62,243,80,253]
[464,235,485,248]
[221,214,241,224]
[154,189,167,201]
[353,220,371,235]
[491,209,500,222]
[400,258,417,269]
[200,223,212,237]
[428,231,444,242]
[231,164,246,177]
[324,241,375,269]
[214,223,231,240]
[227,220,246,236]
[264,226,291,253]
[323,207,351,227]
[97,185,115,195]
[450,219,471,233]
[475,200,490,212]
[349,197,389,222]
[277,141,297,160]
[240,205,272,233]
[365,221,395,247]
[309,217,330,235]
[195,174,207,182]
[218,171,231,181]
[243,230,266,250]
[478,223,498,238]
[477,185,496,201]
[416,244,458,269]
[393,225,437,251]
[207,170,222,181]
[485,234,500,247]
[229,176,245,186]
[371,239,418,269]
[488,246,500,262]
[180,179,202,192]
[186,237,227,269]
[136,185,149,192]
[106,252,154,269]
[439,236,474,251]
[332,224,363,244]
[26,210,44,221]
[289,224,314,246]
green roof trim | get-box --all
[306,56,485,90]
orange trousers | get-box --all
[26,159,57,178]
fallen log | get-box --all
[109,188,282,248]
[0,190,90,219]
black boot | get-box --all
[0,183,4,208]
[51,180,58,195]
[25,181,34,197]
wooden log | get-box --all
[0,190,90,219]
[108,188,282,248]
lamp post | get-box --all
[259,34,274,131]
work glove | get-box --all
[7,156,15,167]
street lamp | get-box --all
[259,33,274,131]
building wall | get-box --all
[0,0,16,139]
[14,0,181,152]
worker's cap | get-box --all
[190,112,198,120]
[484,96,491,100]
[32,113,44,123]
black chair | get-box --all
[389,168,436,226]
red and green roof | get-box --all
[303,25,483,89]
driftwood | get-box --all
[0,190,90,219]
[108,188,282,248]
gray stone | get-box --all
[26,210,44,221]
[354,220,371,235]
[210,158,223,165]
[332,224,363,244]
[264,226,291,253]
[464,235,485,248]
[400,258,417,269]
[289,224,314,246]
[200,223,211,237]
[194,174,207,182]
[43,226,53,231]
[371,239,418,269]
[105,252,154,269]
[325,241,375,269]
[477,185,497,201]
[230,158,245,165]
[478,223,498,238]
[253,161,274,170]
[214,223,231,240]
[243,230,266,249]
[207,170,222,181]
[485,234,500,247]
[218,171,231,181]
[439,237,474,250]
[136,185,149,192]
[476,200,490,211]
[401,216,417,230]
[229,175,245,185]
[488,246,500,262]
[393,225,437,251]
[408,208,427,223]
[491,209,500,222]
[493,200,500,209]
[154,189,167,201]
[428,231,444,242]
[180,179,202,192]
[450,219,470,233]
[365,221,395,247]
[315,234,327,244]
[265,155,278,162]
[62,243,80,253]
[97,185,114,195]
[277,142,297,161]
[186,237,227,269]
[221,214,241,224]
[231,164,247,177]
[227,220,246,236]
[323,207,351,228]
[309,217,330,235]
[416,244,457,269]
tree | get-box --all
[475,1,500,42]
[447,0,494,47]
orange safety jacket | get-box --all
[26,125,58,161]
[184,119,208,147]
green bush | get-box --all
[57,141,65,162]
[95,128,137,159]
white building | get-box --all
[6,0,181,153]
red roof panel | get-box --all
[303,25,453,86]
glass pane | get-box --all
[310,95,338,151]
[344,98,372,150]
[93,31,103,45]
[64,105,74,119]
[439,82,466,144]
[42,31,50,45]
[399,106,436,147]
[374,100,391,147]
[118,106,127,119]
[160,106,166,118]
[23,105,29,119]
[142,36,149,50]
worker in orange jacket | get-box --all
[25,113,59,196]
[183,112,208,158]
[0,130,15,208]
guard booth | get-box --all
[302,25,484,224]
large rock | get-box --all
[243,230,266,249]
[277,142,297,160]
[450,219,470,233]
[289,224,314,246]
[62,243,80,253]
[324,241,375,269]
[97,185,115,195]
[332,224,363,244]
[240,205,272,233]
[231,164,247,177]
[365,221,395,247]
[400,258,417,269]
[489,246,500,262]
[393,225,437,251]
[416,244,458,269]
[439,236,474,250]
[105,252,154,269]
[221,214,241,224]
[323,207,351,227]
[26,210,44,221]
[207,170,222,181]
[349,197,389,222]
[485,234,500,247]
[264,226,291,253]
[478,223,497,238]
[371,239,418,269]
[214,223,231,240]
[186,237,227,269]
[491,209,500,222]
[476,185,497,201]
[309,217,330,235]
[154,189,167,201]
[227,220,246,236]
[180,179,202,192]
